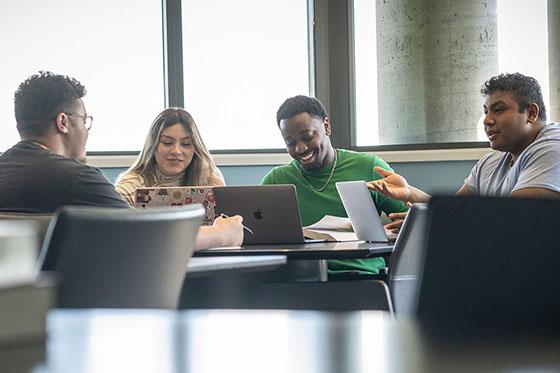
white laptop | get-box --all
[335,180,396,243]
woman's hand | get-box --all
[213,215,244,247]
[195,215,244,250]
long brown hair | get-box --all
[123,107,219,186]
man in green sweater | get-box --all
[261,95,407,275]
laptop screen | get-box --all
[212,185,307,245]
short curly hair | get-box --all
[276,95,328,126]
[14,71,86,137]
[481,73,546,121]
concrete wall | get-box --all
[376,0,498,144]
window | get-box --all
[353,0,378,146]
[0,0,164,152]
[497,0,549,111]
[182,0,310,150]
[353,0,550,148]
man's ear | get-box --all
[527,103,540,124]
[323,117,332,136]
[54,112,70,134]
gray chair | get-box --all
[416,196,560,342]
[38,205,204,309]
[322,204,428,314]
[386,203,428,317]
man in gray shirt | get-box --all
[367,73,560,217]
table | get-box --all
[195,240,393,260]
[182,242,394,309]
[186,255,287,277]
[42,309,560,373]
[195,241,393,281]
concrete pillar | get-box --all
[423,0,498,142]
[376,0,427,144]
[376,0,498,144]
[549,0,560,123]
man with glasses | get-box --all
[0,71,128,212]
[0,71,244,249]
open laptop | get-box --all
[134,186,216,225]
[335,180,396,243]
[212,185,315,245]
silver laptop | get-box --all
[335,180,392,243]
[212,185,311,245]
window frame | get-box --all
[83,0,491,163]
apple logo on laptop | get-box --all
[253,209,263,220]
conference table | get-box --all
[182,241,394,309]
[41,308,560,373]
[195,240,394,280]
[186,255,287,277]
[196,240,393,260]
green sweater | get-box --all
[261,149,407,275]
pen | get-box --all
[219,213,254,234]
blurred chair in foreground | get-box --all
[38,205,203,309]
[416,196,560,342]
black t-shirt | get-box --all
[0,141,129,213]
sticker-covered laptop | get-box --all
[134,186,216,225]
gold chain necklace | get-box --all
[300,149,338,192]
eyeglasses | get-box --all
[66,113,93,131]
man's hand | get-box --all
[385,211,408,234]
[367,166,412,202]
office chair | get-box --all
[416,196,560,341]
[386,203,428,317]
[38,205,204,309]
[325,204,428,313]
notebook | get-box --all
[335,180,395,243]
[134,186,216,225]
[212,185,312,245]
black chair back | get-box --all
[38,205,203,309]
[416,196,560,341]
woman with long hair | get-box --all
[116,108,242,250]
[116,108,224,205]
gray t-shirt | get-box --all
[464,123,560,196]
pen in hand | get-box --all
[219,213,254,234]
